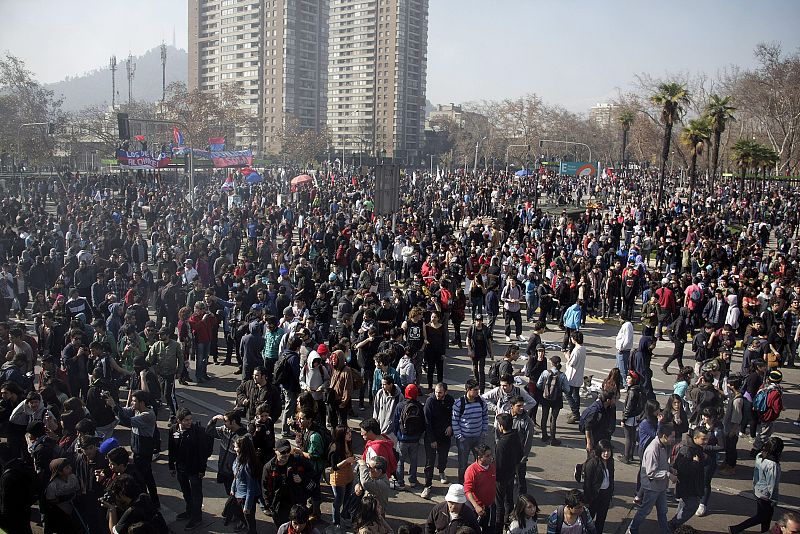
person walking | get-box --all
[579,390,617,456]
[582,440,615,534]
[394,383,425,490]
[621,371,645,464]
[502,277,526,343]
[229,434,261,534]
[466,315,493,393]
[627,423,676,534]
[565,331,587,424]
[510,395,535,495]
[422,382,454,499]
[464,444,497,534]
[728,437,783,533]
[668,426,710,531]
[146,327,182,423]
[452,379,488,483]
[663,307,690,375]
[615,320,634,379]
[536,355,571,445]
[751,370,784,457]
[495,413,524,534]
[168,408,208,530]
[328,426,355,530]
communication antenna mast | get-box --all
[109,55,117,108]
[160,42,167,105]
[126,52,136,106]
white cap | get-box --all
[445,484,467,504]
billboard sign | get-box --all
[559,162,597,177]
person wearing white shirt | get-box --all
[565,331,587,424]
[615,320,634,381]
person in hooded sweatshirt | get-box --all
[495,412,524,534]
[633,335,656,401]
[373,375,402,436]
[663,306,691,375]
[239,320,266,381]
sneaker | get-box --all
[517,335,527,342]
[233,368,242,375]
[421,486,432,499]
[505,335,512,342]
[439,472,447,484]
[185,519,201,530]
[176,512,190,520]
[695,504,706,517]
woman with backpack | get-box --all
[728,436,783,533]
[536,355,571,446]
[620,371,645,464]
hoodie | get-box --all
[494,428,524,483]
[373,384,402,435]
[673,434,706,498]
[725,294,741,330]
[615,321,634,352]
[300,353,330,401]
[239,321,266,368]
[633,336,655,395]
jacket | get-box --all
[565,345,586,387]
[582,454,614,505]
[424,393,454,441]
[673,435,706,498]
[357,461,391,512]
[622,384,644,422]
[231,459,261,512]
[562,303,582,331]
[639,435,671,492]
[207,420,247,479]
[146,339,181,376]
[114,405,156,455]
[330,366,354,408]
[262,456,314,515]
[753,454,781,502]
[546,505,596,534]
[373,384,402,435]
[579,399,615,444]
[168,421,208,475]
[236,380,276,421]
[615,322,634,352]
[239,321,266,368]
[495,429,524,483]
[425,499,480,534]
[394,398,424,442]
[512,411,535,459]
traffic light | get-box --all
[117,113,130,140]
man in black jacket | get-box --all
[168,408,208,529]
[495,413,523,534]
[422,382,454,499]
[579,390,616,456]
[425,484,480,534]
[669,426,709,531]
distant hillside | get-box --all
[46,45,188,112]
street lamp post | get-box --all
[473,136,487,175]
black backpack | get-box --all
[274,353,296,389]
[553,504,591,534]
[543,371,563,402]
[399,400,425,436]
[488,361,502,387]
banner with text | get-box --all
[115,149,172,169]
[210,149,252,168]
[559,161,597,177]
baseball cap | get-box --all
[275,439,292,453]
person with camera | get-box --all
[168,408,209,530]
[105,389,160,509]
[61,328,90,399]
[101,473,167,534]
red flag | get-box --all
[134,135,145,142]
[240,167,253,175]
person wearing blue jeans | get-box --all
[451,379,488,483]
[667,426,710,531]
[628,423,676,534]
[195,341,210,382]
[616,350,630,380]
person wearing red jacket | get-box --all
[188,301,218,383]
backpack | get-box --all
[553,504,592,534]
[439,287,452,310]
[488,361,502,387]
[399,400,425,436]
[309,424,334,468]
[753,386,783,422]
[690,288,702,303]
[543,371,563,402]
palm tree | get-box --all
[756,144,779,191]
[618,110,636,176]
[705,95,736,193]
[731,139,758,194]
[679,116,712,214]
[651,82,691,208]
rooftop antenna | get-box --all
[109,55,117,109]
[172,26,176,48]
[125,52,136,106]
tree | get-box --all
[651,82,691,207]
[679,116,712,213]
[705,94,736,193]
[618,109,636,175]
[0,54,64,169]
[731,139,759,195]
[278,115,330,168]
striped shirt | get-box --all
[451,396,488,439]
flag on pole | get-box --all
[220,175,235,191]
[209,137,225,151]
[173,127,184,146]
[134,135,145,142]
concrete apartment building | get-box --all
[327,0,429,164]
[188,0,427,163]
[188,0,329,154]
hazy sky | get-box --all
[2,0,799,113]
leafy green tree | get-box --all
[731,139,759,194]
[679,116,712,213]
[705,94,736,193]
[651,82,691,207]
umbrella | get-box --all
[245,171,263,184]
[291,174,313,186]
[515,169,532,176]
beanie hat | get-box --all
[404,383,420,400]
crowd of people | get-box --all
[0,165,796,534]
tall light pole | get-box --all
[160,42,167,111]
[473,136,487,174]
[125,52,136,106]
[109,55,117,109]
[505,144,529,174]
